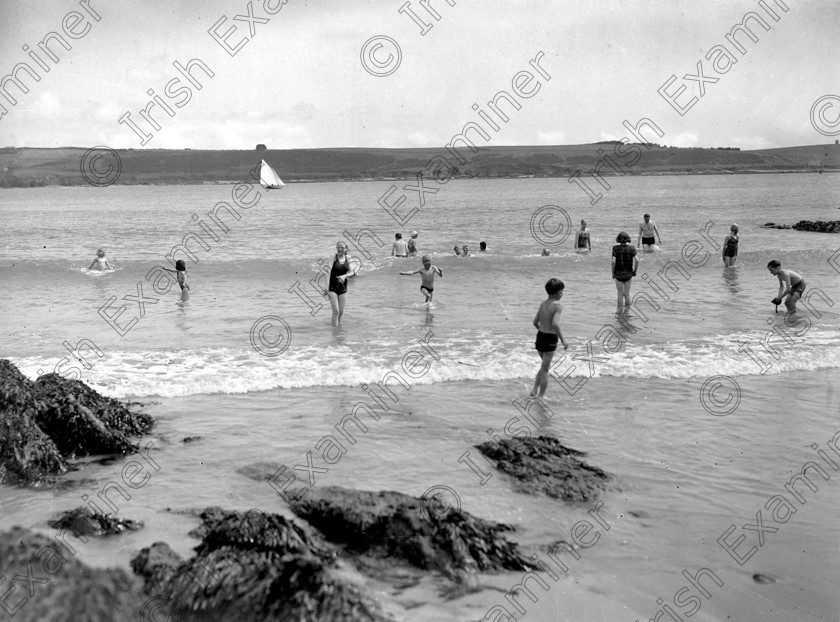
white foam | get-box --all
[13,328,840,398]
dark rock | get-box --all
[476,435,610,501]
[291,486,536,575]
[763,220,840,232]
[33,373,153,456]
[0,526,145,622]
[0,360,153,486]
[0,361,69,485]
[752,572,779,584]
[791,219,840,233]
[48,507,144,537]
[130,541,183,594]
[132,507,391,622]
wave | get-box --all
[11,327,840,398]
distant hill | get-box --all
[1,142,838,188]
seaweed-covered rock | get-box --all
[763,220,840,232]
[0,360,153,485]
[477,435,610,501]
[131,541,184,594]
[292,486,536,575]
[791,219,840,233]
[0,361,68,485]
[132,508,392,622]
[0,526,145,622]
[33,373,153,456]
[47,507,143,537]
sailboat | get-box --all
[257,159,285,190]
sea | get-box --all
[1,173,839,621]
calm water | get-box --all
[1,174,839,621]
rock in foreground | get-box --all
[0,527,144,622]
[477,435,609,501]
[48,506,143,537]
[132,508,392,622]
[291,486,536,575]
[0,360,152,486]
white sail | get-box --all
[259,159,285,189]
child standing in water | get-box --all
[162,259,190,291]
[722,224,739,267]
[88,249,113,271]
[400,254,443,303]
[175,259,190,291]
[530,278,568,399]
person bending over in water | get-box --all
[768,259,805,314]
[637,213,661,252]
[88,249,113,271]
[328,240,357,326]
[530,278,568,399]
[576,220,591,250]
[400,254,443,303]
[722,224,739,267]
[612,231,638,308]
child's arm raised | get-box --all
[400,269,420,276]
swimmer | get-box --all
[576,220,591,250]
[162,259,190,291]
[530,278,568,399]
[541,248,550,256]
[392,233,408,257]
[768,259,805,314]
[462,245,470,256]
[722,224,739,267]
[637,213,661,252]
[479,241,487,252]
[612,232,638,307]
[88,249,113,271]
[454,246,462,256]
[400,254,443,303]
[408,231,419,256]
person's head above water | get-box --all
[545,278,564,295]
[541,248,550,256]
[175,259,187,271]
[454,246,461,255]
[96,249,105,257]
[616,231,631,244]
[479,241,486,251]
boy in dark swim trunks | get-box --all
[530,278,568,399]
[768,259,806,314]
[401,254,443,303]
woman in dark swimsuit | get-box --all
[612,231,638,308]
[722,224,739,267]
[328,240,356,326]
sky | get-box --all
[0,0,837,150]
